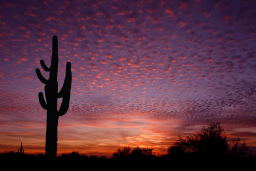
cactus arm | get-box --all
[36,68,48,84]
[58,94,70,116]
[58,62,72,97]
[58,62,72,116]
[40,60,50,71]
[38,92,47,109]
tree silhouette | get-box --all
[229,138,250,158]
[113,147,153,160]
[112,147,131,158]
[130,147,153,159]
[35,35,72,158]
[168,123,229,159]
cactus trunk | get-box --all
[36,36,72,158]
[45,111,58,157]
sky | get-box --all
[0,0,256,156]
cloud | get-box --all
[16,57,29,64]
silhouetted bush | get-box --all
[112,146,131,158]
[130,147,153,159]
[229,138,250,158]
[112,147,154,160]
[167,123,251,161]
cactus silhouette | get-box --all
[35,36,72,158]
[17,142,24,154]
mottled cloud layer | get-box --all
[0,0,256,155]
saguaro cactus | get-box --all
[17,142,24,154]
[36,36,72,158]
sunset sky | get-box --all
[0,0,256,156]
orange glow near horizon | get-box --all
[0,112,179,156]
[1,111,256,156]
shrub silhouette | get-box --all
[229,138,250,158]
[130,147,153,159]
[168,123,229,159]
[113,147,153,160]
[167,123,251,160]
[35,36,72,158]
[112,146,131,158]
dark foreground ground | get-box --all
[0,152,255,170]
